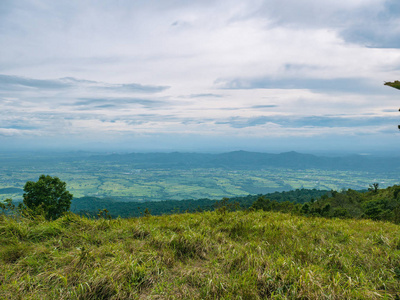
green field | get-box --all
[1,167,398,202]
[1,153,399,202]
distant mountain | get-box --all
[87,151,400,172]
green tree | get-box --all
[23,175,73,220]
[368,183,379,193]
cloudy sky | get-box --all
[1,0,400,154]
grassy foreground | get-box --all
[1,210,400,299]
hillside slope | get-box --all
[1,210,399,299]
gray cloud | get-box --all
[188,93,223,98]
[216,116,273,128]
[291,116,398,128]
[0,124,38,130]
[216,115,399,129]
[234,0,400,49]
[0,74,72,90]
[60,77,98,84]
[93,104,118,109]
[74,97,166,109]
[105,113,177,123]
[243,1,372,28]
[251,105,278,109]
[253,0,400,49]
[217,77,382,94]
[0,74,169,93]
[340,1,400,48]
[103,83,169,93]
[213,104,278,111]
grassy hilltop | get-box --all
[1,210,400,299]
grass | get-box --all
[1,210,400,299]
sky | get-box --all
[1,0,400,154]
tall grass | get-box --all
[0,210,399,299]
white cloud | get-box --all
[0,0,400,152]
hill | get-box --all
[1,210,399,299]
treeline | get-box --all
[80,184,399,223]
[6,184,400,223]
[72,188,330,218]
[252,184,400,223]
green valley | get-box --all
[1,151,399,202]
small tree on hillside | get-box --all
[23,175,73,220]
[368,182,379,193]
